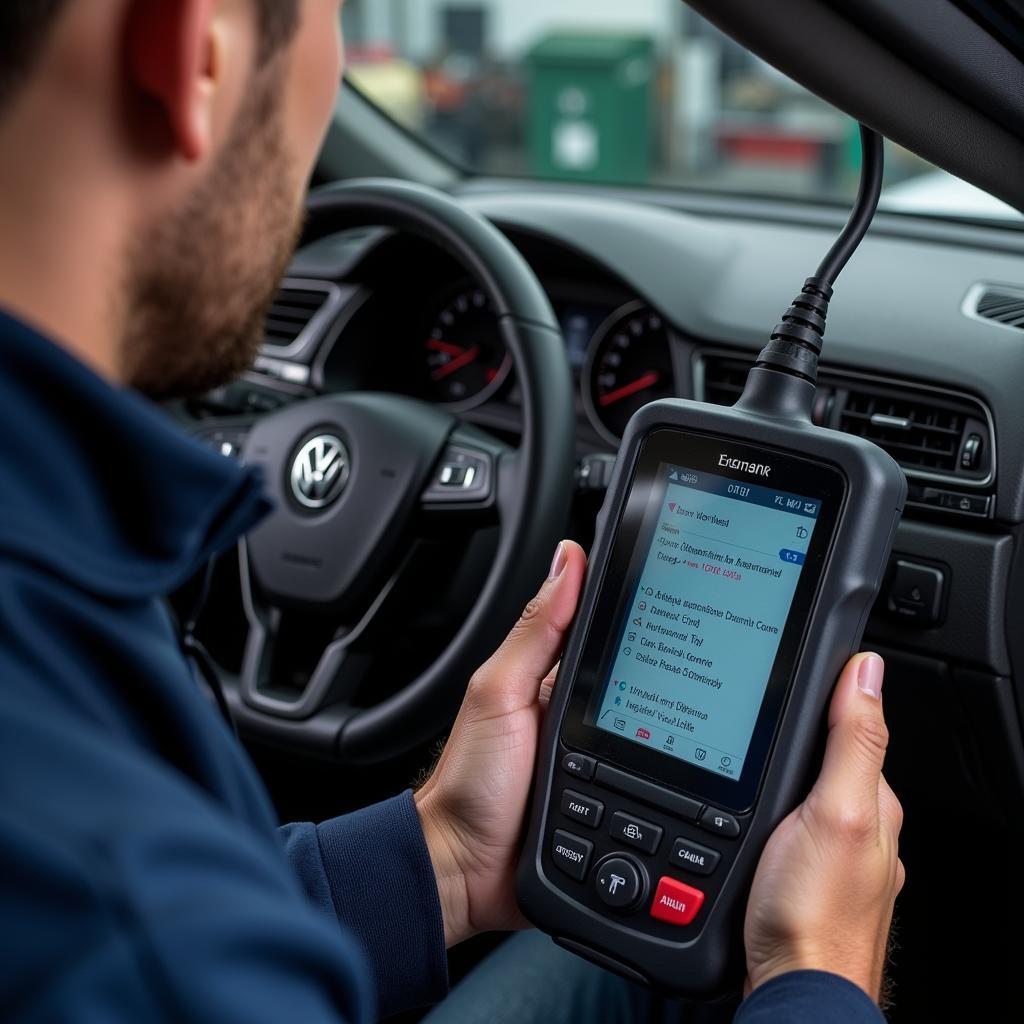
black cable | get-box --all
[746,124,885,393]
[815,125,885,287]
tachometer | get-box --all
[421,286,511,409]
[583,301,675,443]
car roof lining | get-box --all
[835,0,1024,138]
[953,0,1024,61]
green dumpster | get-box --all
[525,32,655,184]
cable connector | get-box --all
[756,276,833,384]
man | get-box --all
[0,2,904,1022]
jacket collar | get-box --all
[0,309,270,598]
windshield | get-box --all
[342,2,1020,223]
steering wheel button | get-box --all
[609,811,662,854]
[551,830,593,882]
[594,854,645,910]
[649,877,705,926]
[422,445,493,504]
[561,788,604,829]
[669,837,720,876]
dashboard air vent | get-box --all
[963,283,1024,332]
[838,387,966,474]
[263,281,335,349]
[700,353,994,488]
[974,288,1024,328]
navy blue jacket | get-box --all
[0,310,880,1023]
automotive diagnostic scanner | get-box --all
[517,127,906,998]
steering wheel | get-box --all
[224,179,575,763]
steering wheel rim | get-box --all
[227,179,575,762]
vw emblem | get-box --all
[290,434,351,510]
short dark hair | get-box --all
[0,0,300,114]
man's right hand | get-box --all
[743,652,905,1002]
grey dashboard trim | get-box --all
[252,356,311,386]
[237,368,312,399]
[309,286,375,392]
[458,179,1024,257]
[260,278,355,363]
[693,348,997,492]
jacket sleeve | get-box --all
[279,790,450,1019]
[0,709,376,1024]
[735,971,885,1024]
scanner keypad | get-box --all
[609,811,662,854]
[669,837,720,876]
[547,749,747,932]
[594,854,645,910]
[551,829,593,881]
[699,806,740,839]
[560,788,604,829]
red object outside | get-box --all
[718,130,820,167]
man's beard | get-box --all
[123,61,303,400]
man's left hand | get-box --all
[414,540,587,947]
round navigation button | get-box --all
[594,854,645,911]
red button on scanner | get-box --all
[649,876,705,926]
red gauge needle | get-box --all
[425,338,466,356]
[599,370,661,407]
[431,344,481,380]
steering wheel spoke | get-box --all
[238,548,406,724]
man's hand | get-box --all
[744,652,905,1002]
[414,541,587,947]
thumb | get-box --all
[466,541,586,715]
[811,652,890,829]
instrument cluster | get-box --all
[416,282,676,443]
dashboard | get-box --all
[233,195,1014,524]
[189,187,1024,714]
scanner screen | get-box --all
[591,462,821,780]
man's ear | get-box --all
[125,0,219,161]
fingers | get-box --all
[467,541,586,715]
[812,653,891,838]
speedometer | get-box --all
[582,301,675,443]
[421,286,511,409]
